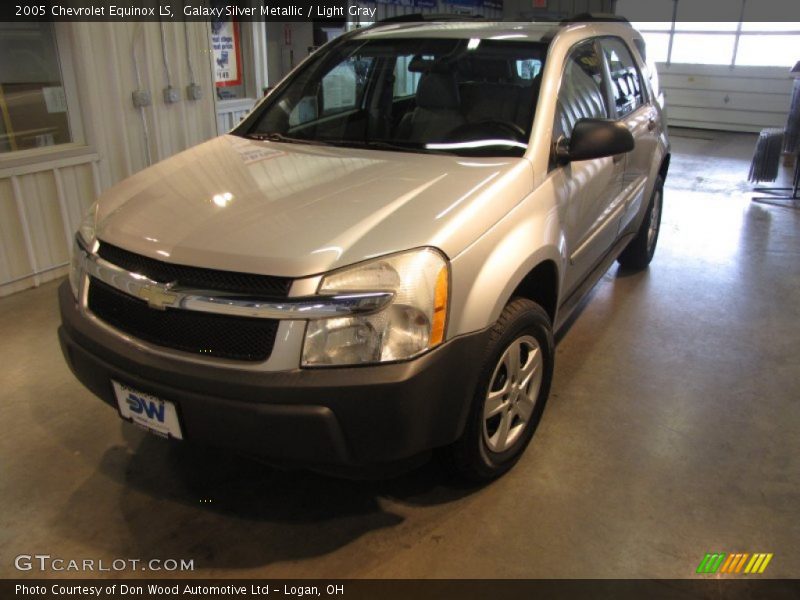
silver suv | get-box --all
[59,18,669,480]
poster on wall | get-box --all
[211,19,242,87]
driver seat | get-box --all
[396,71,466,143]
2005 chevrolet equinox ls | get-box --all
[59,16,669,481]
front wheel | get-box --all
[617,175,664,269]
[446,298,554,482]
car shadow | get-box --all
[554,284,600,346]
[555,257,654,345]
[51,423,482,571]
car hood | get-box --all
[96,135,533,278]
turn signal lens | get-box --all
[430,266,448,346]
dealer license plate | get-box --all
[112,381,183,440]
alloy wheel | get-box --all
[482,335,544,453]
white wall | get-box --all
[73,21,218,186]
[1,21,218,297]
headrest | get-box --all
[416,72,461,110]
[408,55,436,73]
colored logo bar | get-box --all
[697,553,773,574]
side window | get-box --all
[321,56,373,115]
[393,55,422,99]
[554,41,608,139]
[600,38,645,117]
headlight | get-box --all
[77,202,97,248]
[69,203,96,298]
[68,240,83,299]
[302,248,449,366]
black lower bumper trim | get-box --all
[58,281,489,467]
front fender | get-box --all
[448,185,565,336]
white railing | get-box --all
[0,150,99,296]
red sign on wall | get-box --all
[533,0,547,8]
[211,19,243,87]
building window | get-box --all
[669,32,737,66]
[618,0,800,67]
[735,28,800,67]
[0,23,71,154]
[637,32,670,63]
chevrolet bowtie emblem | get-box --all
[137,285,178,310]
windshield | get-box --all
[238,36,548,157]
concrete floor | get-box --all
[1,130,798,579]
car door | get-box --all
[599,36,659,234]
[551,40,626,297]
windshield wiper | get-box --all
[245,134,445,154]
[358,140,429,153]
[244,132,332,146]
[245,132,292,142]
[328,139,447,155]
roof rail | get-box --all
[561,12,631,24]
[376,12,628,26]
[378,13,486,24]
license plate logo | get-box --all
[113,381,183,440]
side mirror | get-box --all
[555,118,634,164]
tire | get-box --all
[617,175,664,270]
[446,298,554,483]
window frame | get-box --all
[552,38,612,138]
[597,36,649,119]
[549,35,656,171]
[0,23,90,169]
[213,21,269,135]
[548,37,615,171]
[212,19,263,102]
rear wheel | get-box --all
[617,175,664,269]
[446,298,554,482]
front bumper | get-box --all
[58,281,488,468]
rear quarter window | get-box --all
[600,37,646,117]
